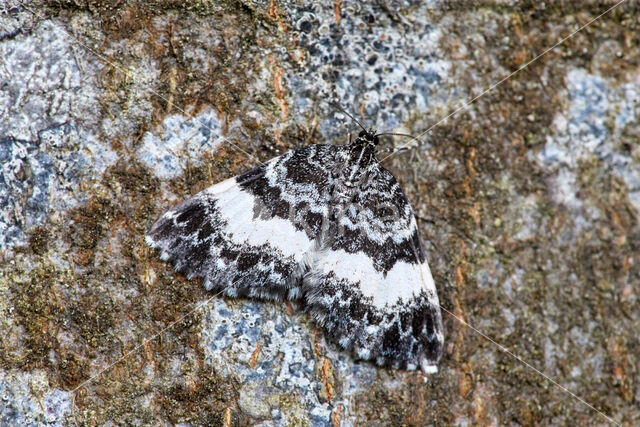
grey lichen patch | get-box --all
[276,1,450,135]
[136,108,226,179]
[0,19,102,141]
[0,15,115,250]
[199,298,386,425]
[0,370,72,426]
[0,124,116,250]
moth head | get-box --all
[357,129,380,146]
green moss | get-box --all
[27,226,50,256]
[69,197,117,252]
[9,266,62,368]
[108,159,159,196]
[69,291,117,348]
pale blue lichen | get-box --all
[538,68,640,213]
[200,299,379,426]
[281,1,449,138]
[0,123,116,249]
[136,109,225,179]
[0,20,114,250]
[0,371,72,426]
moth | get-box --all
[146,126,443,373]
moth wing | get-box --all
[302,165,443,372]
[146,151,322,301]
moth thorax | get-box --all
[332,180,357,204]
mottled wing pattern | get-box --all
[302,164,443,371]
[147,141,443,371]
[147,164,299,301]
[146,145,347,300]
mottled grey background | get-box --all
[1,0,639,425]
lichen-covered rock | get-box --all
[0,17,115,250]
[1,1,638,425]
[0,370,72,426]
[136,109,226,179]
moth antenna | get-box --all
[375,132,424,156]
[330,102,368,133]
[376,132,415,138]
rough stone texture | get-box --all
[1,0,639,425]
[0,370,72,425]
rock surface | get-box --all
[1,0,639,425]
